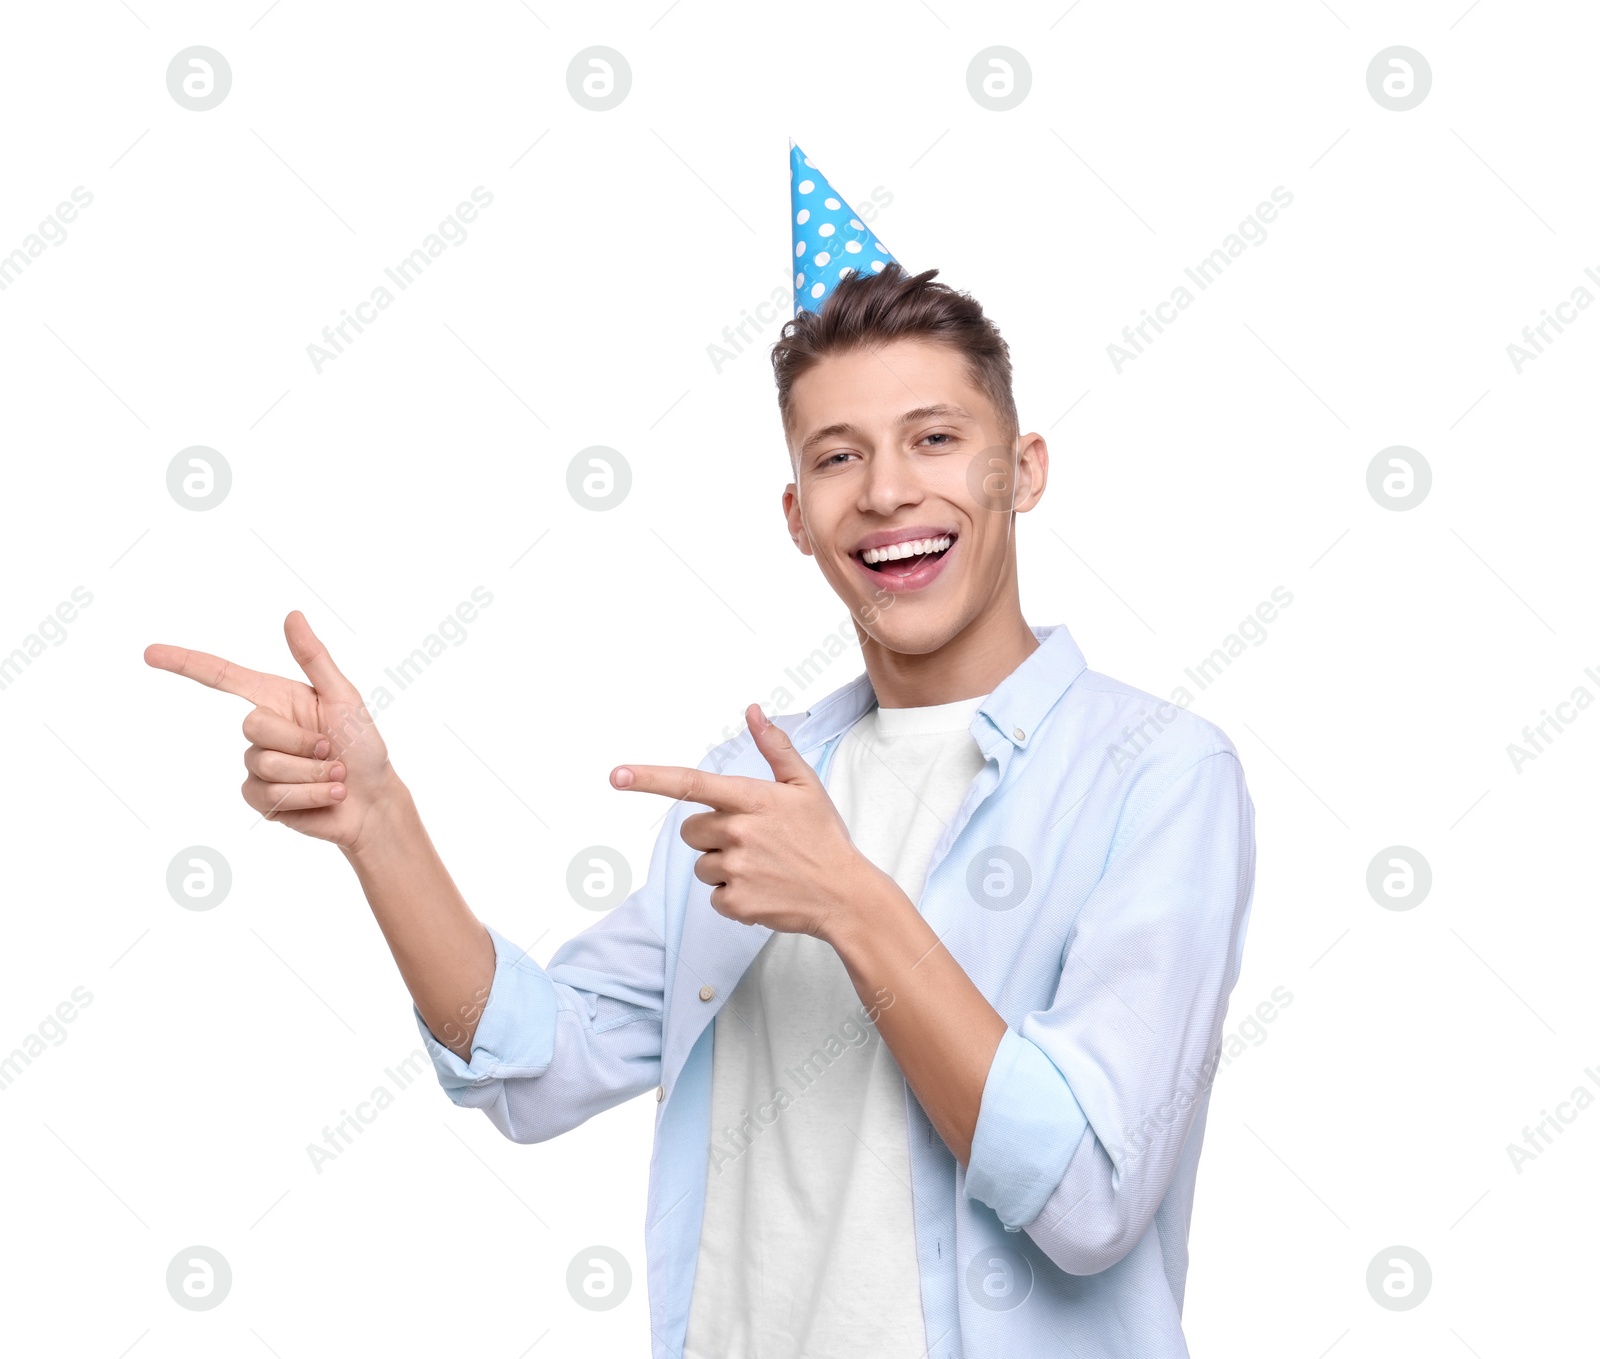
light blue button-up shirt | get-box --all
[415,622,1256,1357]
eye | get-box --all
[918,431,955,447]
[820,450,855,467]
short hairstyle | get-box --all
[770,263,1018,448]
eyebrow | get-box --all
[799,403,976,456]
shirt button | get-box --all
[1013,727,1026,742]
[656,1085,665,1102]
[1004,1224,1021,1233]
[698,984,715,1001]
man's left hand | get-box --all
[611,704,892,940]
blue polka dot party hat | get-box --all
[791,139,899,315]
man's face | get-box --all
[782,338,1047,654]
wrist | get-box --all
[341,771,417,867]
[824,860,911,956]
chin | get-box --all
[852,603,971,657]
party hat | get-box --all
[790,140,899,315]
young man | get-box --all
[145,150,1255,1357]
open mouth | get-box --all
[857,533,955,577]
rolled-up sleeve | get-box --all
[966,1026,1090,1229]
[963,748,1256,1273]
[414,922,559,1090]
[411,775,702,1145]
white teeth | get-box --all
[862,535,952,565]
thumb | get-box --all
[284,611,358,698]
[747,704,816,788]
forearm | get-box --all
[826,873,1007,1166]
[339,774,496,1061]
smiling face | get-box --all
[782,337,1048,657]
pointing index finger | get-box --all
[143,643,274,704]
[612,765,766,813]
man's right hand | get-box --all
[145,610,395,852]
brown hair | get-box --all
[770,263,1018,446]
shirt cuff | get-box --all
[965,1026,1090,1230]
[413,923,560,1097]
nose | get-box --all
[858,445,923,518]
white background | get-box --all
[1,1,1595,1355]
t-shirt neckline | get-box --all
[870,692,989,738]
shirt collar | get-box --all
[792,622,1088,758]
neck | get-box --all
[855,601,1039,709]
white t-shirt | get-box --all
[683,693,990,1358]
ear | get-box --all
[782,483,814,556]
[1012,432,1050,514]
